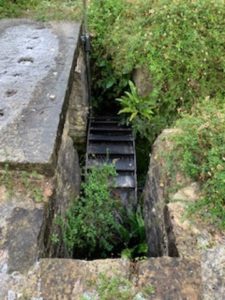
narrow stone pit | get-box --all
[0,18,224,300]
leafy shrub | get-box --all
[117,80,156,138]
[168,97,225,228]
[55,163,148,259]
[0,0,82,20]
[56,164,120,258]
[89,0,225,141]
[119,209,148,259]
[117,81,154,120]
[0,0,38,17]
[89,0,129,107]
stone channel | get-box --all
[0,19,224,300]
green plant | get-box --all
[0,0,38,17]
[56,164,121,258]
[55,163,148,259]
[117,80,156,137]
[32,186,44,202]
[142,284,155,297]
[0,163,14,197]
[118,209,148,259]
[167,98,225,228]
[0,0,82,20]
[89,0,225,142]
[117,81,155,121]
[89,0,129,107]
[35,0,82,21]
[50,233,60,245]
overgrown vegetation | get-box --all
[89,0,225,228]
[54,164,147,259]
[89,0,225,141]
[119,208,148,259]
[88,0,127,111]
[55,164,119,258]
[0,0,82,20]
[168,98,225,228]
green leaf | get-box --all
[121,248,132,259]
[129,111,138,121]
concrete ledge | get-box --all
[1,258,202,299]
[0,19,81,174]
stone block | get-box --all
[0,19,81,174]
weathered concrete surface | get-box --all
[43,121,81,258]
[143,129,182,257]
[1,258,202,299]
[0,185,47,277]
[138,258,201,300]
[201,245,225,300]
[0,109,81,294]
[144,128,225,299]
[0,19,81,174]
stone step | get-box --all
[87,143,134,155]
[115,174,135,188]
[89,133,133,142]
[90,126,132,133]
[87,156,135,171]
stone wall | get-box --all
[143,128,225,299]
[67,46,89,147]
[0,19,89,298]
[0,76,84,287]
[4,257,201,300]
[43,118,81,258]
[143,129,181,257]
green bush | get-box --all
[55,163,148,259]
[0,0,38,17]
[89,0,225,141]
[56,164,120,258]
[0,0,82,20]
[89,0,129,108]
[117,80,156,138]
[168,98,225,228]
[119,209,148,259]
